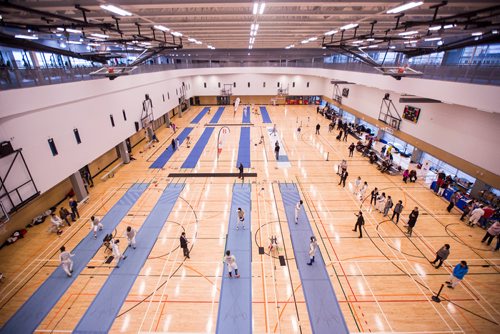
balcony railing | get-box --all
[1,61,499,91]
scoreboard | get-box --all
[402,105,421,123]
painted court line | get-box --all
[279,182,349,334]
[242,106,251,123]
[73,183,184,334]
[216,183,252,334]
[0,183,149,334]
[149,127,193,168]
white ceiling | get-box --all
[2,0,499,49]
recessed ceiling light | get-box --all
[15,34,38,40]
[340,23,358,30]
[366,38,375,41]
[259,3,266,15]
[387,1,423,14]
[154,25,169,32]
[91,33,109,38]
[471,32,482,36]
[100,4,132,16]
[424,37,441,41]
[324,30,338,36]
[57,27,81,34]
[389,46,396,49]
[399,31,419,36]
[429,25,441,31]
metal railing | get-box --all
[1,61,499,90]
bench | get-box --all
[100,162,123,181]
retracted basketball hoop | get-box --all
[89,66,137,80]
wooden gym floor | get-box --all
[0,105,498,333]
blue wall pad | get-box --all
[209,106,225,123]
[191,107,211,124]
[73,183,184,334]
[278,183,349,334]
[181,128,214,168]
[216,183,252,334]
[149,127,193,168]
[242,106,251,123]
[237,127,251,168]
[0,183,149,334]
[260,106,272,123]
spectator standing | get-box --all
[447,192,461,213]
[274,141,280,160]
[370,187,379,206]
[338,169,348,188]
[406,207,419,237]
[446,261,468,289]
[180,232,190,258]
[69,197,79,220]
[352,211,365,238]
[59,207,71,227]
[481,221,500,245]
[468,205,485,227]
[348,143,355,157]
[430,244,450,269]
[315,123,320,135]
[392,200,404,223]
[409,170,417,182]
[383,196,393,217]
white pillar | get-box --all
[117,141,130,164]
[70,172,88,202]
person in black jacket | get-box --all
[238,162,244,180]
[370,187,378,206]
[338,169,348,188]
[352,211,365,238]
[406,207,419,237]
[348,143,355,157]
[180,232,190,259]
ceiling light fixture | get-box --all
[437,40,443,46]
[389,45,396,49]
[154,25,169,32]
[254,24,259,31]
[68,40,82,44]
[366,38,375,41]
[301,39,310,44]
[324,29,338,36]
[15,34,38,40]
[172,31,183,37]
[386,1,423,14]
[443,24,455,29]
[249,45,253,49]
[195,40,202,45]
[100,4,132,16]
[368,45,378,48]
[188,38,196,42]
[253,2,258,15]
[493,30,498,34]
[259,3,266,15]
[429,25,441,31]
[91,33,109,38]
[87,42,101,46]
[424,37,441,41]
[308,37,318,41]
[399,30,419,36]
[340,23,358,30]
[471,32,482,36]
[251,23,255,30]
[57,27,81,34]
